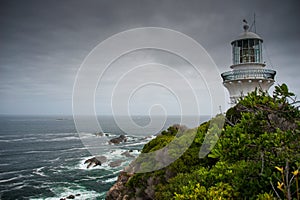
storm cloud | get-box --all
[0,0,299,115]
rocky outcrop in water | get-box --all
[109,135,127,144]
[94,132,104,136]
[108,160,124,168]
[60,193,80,200]
[84,156,107,168]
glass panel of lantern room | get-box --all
[241,39,249,63]
[232,42,235,64]
[237,40,242,64]
[253,40,262,63]
[232,41,240,65]
[248,39,255,62]
[259,41,262,62]
[240,39,255,63]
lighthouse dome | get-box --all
[232,31,263,44]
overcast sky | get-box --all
[0,0,299,115]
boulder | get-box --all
[66,195,75,199]
[84,156,107,168]
[94,132,104,136]
[106,172,133,200]
[109,160,124,167]
[121,151,135,158]
[109,135,127,144]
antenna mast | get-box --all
[253,13,256,33]
[249,13,257,33]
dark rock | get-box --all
[106,172,133,200]
[75,194,80,196]
[60,198,66,200]
[94,132,104,136]
[109,160,124,167]
[84,156,107,168]
[120,135,126,139]
[121,151,135,158]
[109,135,127,144]
[105,133,109,136]
[66,194,75,199]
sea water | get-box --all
[0,115,209,200]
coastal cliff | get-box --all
[106,84,300,199]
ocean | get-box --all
[0,115,209,200]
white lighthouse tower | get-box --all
[221,20,276,104]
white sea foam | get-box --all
[64,133,146,172]
[30,187,101,200]
[32,166,47,177]
[102,176,118,183]
[43,132,75,137]
[58,147,87,152]
[1,172,34,181]
[0,176,20,183]
[23,150,53,154]
[0,169,29,177]
[9,182,28,190]
[122,141,149,147]
[47,157,60,163]
[34,136,80,142]
[0,137,37,142]
[76,160,101,170]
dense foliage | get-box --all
[122,84,300,199]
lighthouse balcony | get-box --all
[221,69,276,82]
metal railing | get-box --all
[221,69,276,82]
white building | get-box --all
[221,21,276,104]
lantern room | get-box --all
[231,23,263,67]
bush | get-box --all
[123,84,300,200]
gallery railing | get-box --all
[221,69,276,82]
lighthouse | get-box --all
[221,20,276,104]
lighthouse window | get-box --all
[232,41,240,64]
[239,39,256,63]
[232,41,242,65]
[232,38,263,65]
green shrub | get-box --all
[123,84,300,200]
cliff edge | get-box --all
[106,84,300,199]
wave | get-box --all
[9,182,29,190]
[30,186,101,200]
[102,176,118,183]
[121,141,149,147]
[73,148,139,172]
[23,150,54,154]
[0,176,21,183]
[47,157,61,163]
[33,136,80,142]
[32,166,47,177]
[0,173,33,184]
[0,169,30,177]
[0,163,10,166]
[57,147,87,152]
[0,135,81,143]
[0,137,38,143]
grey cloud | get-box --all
[0,0,299,115]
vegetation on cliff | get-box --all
[106,84,300,200]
